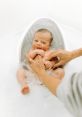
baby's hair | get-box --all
[36,29,53,44]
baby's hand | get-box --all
[25,52,33,63]
[34,49,45,57]
[26,49,45,63]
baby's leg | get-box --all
[53,68,64,80]
[17,68,30,94]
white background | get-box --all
[0,0,82,36]
[0,1,82,117]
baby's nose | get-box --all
[37,42,41,45]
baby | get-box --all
[17,29,64,94]
[27,29,58,69]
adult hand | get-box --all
[30,55,45,76]
[45,49,71,68]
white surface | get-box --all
[0,24,82,117]
[0,1,82,116]
[0,0,82,36]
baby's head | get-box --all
[32,29,53,51]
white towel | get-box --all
[57,72,82,117]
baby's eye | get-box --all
[41,41,46,44]
[34,40,38,42]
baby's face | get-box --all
[32,32,52,51]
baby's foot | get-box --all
[21,85,30,95]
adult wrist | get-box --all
[69,48,82,60]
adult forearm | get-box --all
[37,71,61,95]
[68,48,82,61]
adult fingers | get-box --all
[31,57,43,67]
[45,51,62,60]
[38,59,45,69]
[53,61,63,68]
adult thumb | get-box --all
[53,62,62,68]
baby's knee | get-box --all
[17,68,26,78]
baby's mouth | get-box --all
[36,47,42,49]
